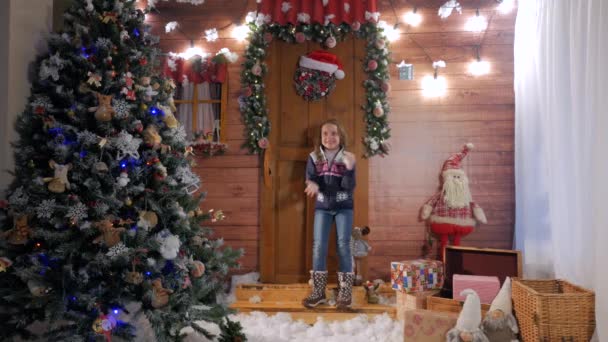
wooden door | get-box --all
[260,37,369,283]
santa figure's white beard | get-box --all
[442,175,472,208]
[482,312,519,333]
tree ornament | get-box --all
[190,260,205,278]
[93,219,125,248]
[375,39,385,49]
[140,76,151,86]
[87,72,102,88]
[0,257,13,272]
[116,172,130,188]
[92,314,116,341]
[139,57,147,66]
[381,80,391,93]
[294,50,345,100]
[94,161,109,173]
[137,211,158,230]
[28,279,52,297]
[151,278,173,308]
[1,214,31,245]
[241,86,253,97]
[367,59,378,71]
[295,32,306,43]
[351,21,361,31]
[143,125,162,149]
[251,62,262,76]
[373,103,384,117]
[325,36,337,48]
[257,137,269,149]
[124,197,133,206]
[89,93,116,122]
[43,160,72,193]
[132,120,144,133]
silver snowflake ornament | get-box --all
[111,130,141,160]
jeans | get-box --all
[312,209,353,272]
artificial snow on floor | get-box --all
[230,311,403,342]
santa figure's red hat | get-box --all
[299,50,345,79]
[442,142,474,175]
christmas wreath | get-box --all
[239,19,391,157]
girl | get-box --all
[302,119,356,310]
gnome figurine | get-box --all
[446,289,489,342]
[482,277,519,342]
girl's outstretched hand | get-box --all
[304,180,319,197]
[343,152,356,170]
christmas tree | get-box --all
[0,0,243,340]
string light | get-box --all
[422,61,447,97]
[232,25,250,41]
[378,21,400,41]
[468,46,490,76]
[465,9,487,32]
[176,40,207,59]
[497,0,515,14]
[403,8,422,27]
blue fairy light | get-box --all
[145,271,152,276]
[113,309,119,314]
[79,150,87,158]
[149,106,164,117]
[70,296,77,302]
[80,47,89,58]
[133,28,140,37]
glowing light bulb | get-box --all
[468,60,490,76]
[178,46,206,59]
[422,75,447,97]
[403,9,422,27]
[377,21,400,41]
[465,10,488,32]
[497,0,515,14]
[232,25,250,41]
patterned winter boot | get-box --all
[336,272,355,310]
[302,270,328,308]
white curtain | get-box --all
[514,0,608,339]
[176,81,217,139]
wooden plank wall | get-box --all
[146,0,516,280]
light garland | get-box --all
[239,19,392,157]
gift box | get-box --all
[427,246,522,315]
[403,309,459,342]
[390,259,444,293]
[396,290,440,321]
[452,274,500,304]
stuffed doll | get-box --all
[420,143,487,256]
[351,226,372,286]
[482,277,519,342]
[90,92,116,122]
[43,160,72,193]
[447,289,490,342]
[151,278,173,308]
[364,280,380,304]
[143,125,162,150]
[1,214,31,245]
[93,219,125,248]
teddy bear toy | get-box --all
[151,278,173,308]
[1,214,31,245]
[43,160,72,193]
[92,219,125,248]
[89,92,116,122]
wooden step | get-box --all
[230,283,397,324]
[231,300,396,324]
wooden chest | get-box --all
[426,246,522,315]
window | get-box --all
[174,81,227,141]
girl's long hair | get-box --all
[313,118,348,160]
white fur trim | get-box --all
[300,56,338,74]
[421,204,432,220]
[334,69,345,79]
[442,169,466,177]
[466,142,474,150]
[430,215,476,226]
[473,206,487,224]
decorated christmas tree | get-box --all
[0,0,243,340]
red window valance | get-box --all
[162,56,228,85]
[258,0,379,26]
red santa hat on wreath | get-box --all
[299,50,345,80]
[442,142,474,176]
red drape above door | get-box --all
[258,0,379,26]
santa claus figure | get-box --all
[447,289,490,342]
[420,143,487,255]
[482,277,520,342]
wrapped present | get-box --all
[403,309,458,342]
[391,259,444,293]
[396,290,440,321]
[452,274,500,304]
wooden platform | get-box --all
[230,283,396,324]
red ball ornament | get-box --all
[351,21,361,31]
[251,64,262,76]
[295,32,306,43]
[242,86,253,97]
[367,60,378,71]
[381,81,391,93]
[375,39,385,49]
[257,137,269,149]
[325,36,337,49]
[139,57,147,66]
[373,105,384,117]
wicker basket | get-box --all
[512,279,595,342]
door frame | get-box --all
[259,39,369,283]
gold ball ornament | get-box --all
[124,197,133,206]
[140,104,148,111]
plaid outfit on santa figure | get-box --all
[421,143,487,258]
